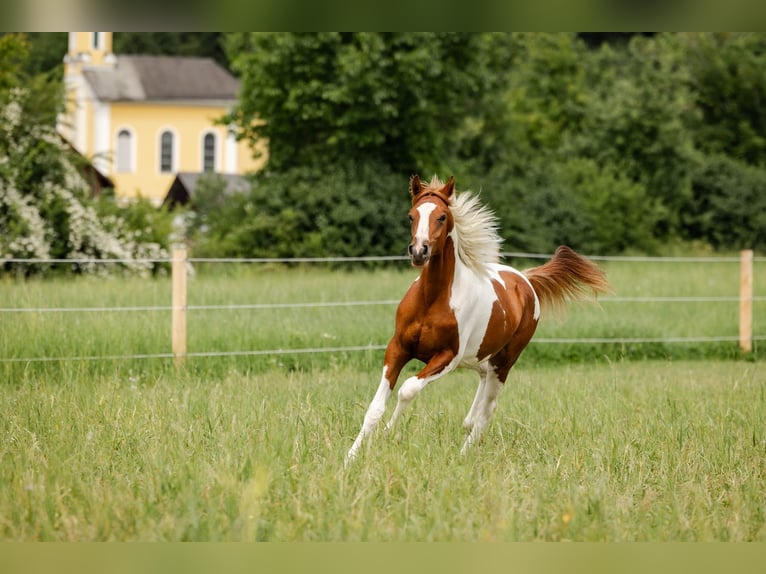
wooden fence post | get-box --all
[172,247,187,367]
[739,249,753,353]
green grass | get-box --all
[1,258,764,375]
[0,361,764,541]
[0,259,764,540]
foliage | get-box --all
[570,35,696,239]
[224,33,500,175]
[681,33,766,167]
[185,162,410,259]
[14,32,766,259]
[0,34,168,277]
[683,153,766,251]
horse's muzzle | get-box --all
[409,242,430,267]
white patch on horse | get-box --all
[486,263,540,321]
[414,202,437,247]
[504,265,541,320]
[448,230,501,367]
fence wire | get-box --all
[1,253,762,364]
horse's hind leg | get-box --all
[460,340,529,455]
[460,366,503,454]
[463,364,489,431]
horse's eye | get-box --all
[437,214,447,223]
[408,215,414,223]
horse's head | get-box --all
[407,175,455,267]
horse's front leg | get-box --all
[345,342,408,466]
[385,349,457,432]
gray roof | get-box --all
[83,55,240,102]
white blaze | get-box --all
[414,202,437,247]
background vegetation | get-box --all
[3,32,766,274]
[0,35,168,277]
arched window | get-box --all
[160,130,174,173]
[202,132,216,172]
[116,129,133,173]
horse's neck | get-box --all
[420,235,459,306]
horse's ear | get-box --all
[409,175,422,199]
[442,176,455,199]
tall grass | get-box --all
[0,361,763,541]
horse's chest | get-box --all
[407,282,497,362]
[408,305,460,359]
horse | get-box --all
[345,175,610,465]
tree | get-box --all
[224,33,500,176]
[681,33,766,167]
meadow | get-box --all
[0,256,764,541]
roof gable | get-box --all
[82,55,240,102]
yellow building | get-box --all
[58,32,265,204]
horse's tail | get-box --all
[524,246,610,314]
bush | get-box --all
[185,162,410,260]
[683,154,766,251]
[478,157,658,255]
[0,35,168,277]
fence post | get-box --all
[172,247,187,367]
[739,249,753,353]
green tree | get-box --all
[569,34,695,239]
[681,33,766,167]
[683,154,766,251]
[224,32,499,175]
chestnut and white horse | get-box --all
[345,175,609,464]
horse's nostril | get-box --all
[408,244,414,255]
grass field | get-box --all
[0,258,764,541]
[1,361,764,541]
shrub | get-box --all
[185,162,410,260]
[683,154,766,251]
[0,37,168,277]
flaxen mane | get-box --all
[422,176,502,275]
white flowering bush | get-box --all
[0,84,168,277]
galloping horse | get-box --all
[345,175,609,464]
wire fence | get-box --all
[1,251,763,364]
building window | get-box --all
[160,130,174,173]
[92,32,102,50]
[116,129,133,173]
[202,133,216,172]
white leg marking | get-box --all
[463,370,488,431]
[345,367,392,465]
[460,368,503,455]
